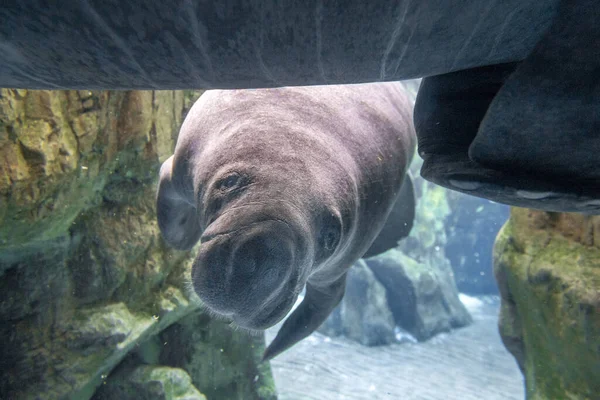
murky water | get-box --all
[267,295,523,400]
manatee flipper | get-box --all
[156,156,202,250]
[262,275,347,361]
[414,63,517,162]
[362,174,416,259]
[416,0,600,214]
[468,0,600,213]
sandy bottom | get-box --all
[266,295,524,400]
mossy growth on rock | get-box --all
[160,310,278,400]
[0,89,192,250]
[94,364,207,400]
[0,89,278,400]
[494,208,600,400]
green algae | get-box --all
[494,213,600,400]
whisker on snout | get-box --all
[227,321,264,337]
[183,273,238,323]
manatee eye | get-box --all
[217,173,242,190]
[323,229,339,251]
[319,212,341,255]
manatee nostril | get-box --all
[234,247,258,275]
[192,221,297,323]
[232,234,291,280]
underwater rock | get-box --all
[1,275,195,400]
[159,310,278,400]
[373,156,472,340]
[0,89,193,252]
[366,248,472,341]
[494,208,600,399]
[94,365,207,400]
[445,192,510,295]
[318,260,396,346]
[0,89,277,400]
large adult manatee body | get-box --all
[157,83,416,359]
[414,0,600,214]
[0,0,558,89]
[2,0,599,214]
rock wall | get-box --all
[0,89,276,399]
[0,90,184,250]
[494,208,600,400]
[318,260,397,346]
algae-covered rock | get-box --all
[0,90,192,251]
[160,310,278,400]
[0,89,278,400]
[319,260,396,346]
[94,365,207,400]
[2,267,196,399]
[494,208,600,400]
[399,157,454,270]
[366,248,472,341]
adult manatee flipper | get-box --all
[469,0,600,214]
[362,174,416,259]
[415,0,600,214]
[414,63,517,167]
[156,156,202,250]
[263,275,347,361]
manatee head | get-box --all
[193,162,350,329]
[158,123,355,330]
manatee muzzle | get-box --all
[192,219,301,329]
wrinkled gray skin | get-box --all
[415,0,600,214]
[156,83,415,359]
[0,1,557,89]
[1,0,597,214]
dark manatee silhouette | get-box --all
[415,0,600,214]
[0,1,559,89]
[156,83,416,359]
[1,1,598,209]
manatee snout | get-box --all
[192,220,303,330]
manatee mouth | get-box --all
[232,278,300,330]
[192,219,304,330]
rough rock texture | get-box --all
[494,208,600,400]
[160,310,278,400]
[318,260,396,346]
[94,365,207,400]
[0,89,277,400]
[366,249,472,341]
[0,90,186,252]
[445,192,509,295]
